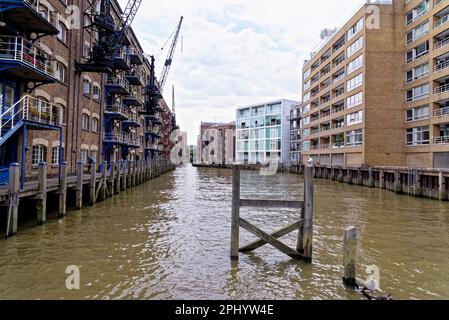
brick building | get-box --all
[199,121,236,165]
[300,0,449,169]
[0,0,175,184]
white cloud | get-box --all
[121,0,366,144]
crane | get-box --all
[77,0,143,73]
[143,16,183,114]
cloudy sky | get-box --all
[120,0,366,144]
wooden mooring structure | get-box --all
[1,159,175,237]
[291,164,449,201]
[231,165,314,262]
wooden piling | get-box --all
[36,162,47,224]
[379,170,385,189]
[100,161,107,200]
[439,172,445,201]
[394,170,401,193]
[302,165,314,262]
[75,161,83,209]
[7,163,20,236]
[58,161,68,217]
[343,227,357,287]
[89,160,97,205]
[368,168,374,188]
[231,165,240,260]
[109,161,115,195]
[122,161,128,191]
[115,161,121,194]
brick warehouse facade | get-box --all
[300,0,449,169]
[0,0,175,183]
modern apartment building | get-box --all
[236,99,297,164]
[289,103,302,163]
[0,0,175,184]
[300,0,449,169]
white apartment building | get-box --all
[236,99,298,164]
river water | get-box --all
[0,164,448,300]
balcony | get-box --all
[0,0,59,35]
[435,13,449,29]
[123,111,142,128]
[125,70,144,86]
[434,83,449,94]
[113,48,131,70]
[106,76,130,95]
[434,136,449,144]
[125,134,141,148]
[145,143,162,151]
[103,133,127,145]
[434,37,449,51]
[0,36,57,82]
[128,48,144,65]
[435,60,449,72]
[123,92,143,106]
[332,142,345,149]
[435,106,449,116]
[105,104,128,120]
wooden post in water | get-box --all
[58,161,68,217]
[109,161,115,195]
[89,160,97,205]
[439,172,445,201]
[379,170,385,189]
[414,172,422,197]
[302,165,314,262]
[75,161,83,209]
[394,170,401,193]
[7,163,20,236]
[115,161,121,194]
[231,165,241,260]
[101,161,107,200]
[36,162,47,225]
[343,227,357,287]
[122,161,128,191]
[368,168,374,188]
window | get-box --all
[347,54,363,74]
[406,41,429,63]
[347,111,363,126]
[90,150,98,162]
[303,68,311,80]
[346,73,363,92]
[303,116,310,126]
[406,84,429,102]
[83,79,91,95]
[406,0,429,25]
[406,20,429,44]
[56,62,66,83]
[304,80,311,91]
[56,103,65,125]
[303,104,310,114]
[80,149,88,163]
[52,147,60,165]
[347,92,363,109]
[57,22,68,43]
[93,85,100,100]
[406,105,429,122]
[347,37,364,57]
[32,145,46,165]
[406,63,429,83]
[406,126,430,145]
[348,18,364,40]
[346,129,363,147]
[303,92,310,102]
[82,113,90,130]
[91,117,99,133]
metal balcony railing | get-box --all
[106,76,130,92]
[105,104,127,117]
[0,36,56,78]
[434,136,449,144]
[434,106,449,117]
[0,95,62,139]
[435,60,449,72]
[435,13,449,29]
[25,0,58,26]
[434,83,449,94]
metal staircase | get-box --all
[0,94,61,147]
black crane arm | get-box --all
[159,16,183,93]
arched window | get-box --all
[32,145,46,165]
[91,117,99,133]
[80,148,88,163]
[82,113,90,130]
[56,103,65,126]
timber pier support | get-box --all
[1,159,175,237]
[290,164,449,201]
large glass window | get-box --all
[32,145,46,165]
[346,129,363,147]
[406,126,430,145]
[406,105,429,122]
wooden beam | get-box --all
[231,165,240,260]
[58,162,68,217]
[239,218,302,260]
[302,165,314,262]
[343,227,357,287]
[75,161,83,209]
[240,199,304,209]
[89,160,97,205]
[240,221,301,252]
[7,163,20,237]
[37,162,47,224]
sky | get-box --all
[120,0,366,144]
